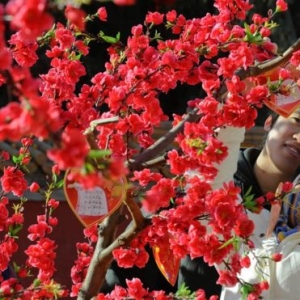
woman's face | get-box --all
[264,110,300,175]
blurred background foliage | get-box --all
[2,0,300,125]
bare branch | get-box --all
[84,117,119,135]
[242,37,300,77]
[128,108,200,170]
[78,197,150,300]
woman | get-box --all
[219,108,300,299]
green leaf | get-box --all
[88,149,111,158]
[21,164,30,174]
[98,31,120,44]
[176,282,195,297]
[219,236,241,250]
[243,22,263,44]
[56,179,64,189]
[52,173,57,183]
[12,262,19,272]
[84,162,96,173]
[69,52,82,61]
[243,186,253,198]
[240,283,254,300]
[242,186,256,206]
[12,155,21,164]
[153,30,162,40]
[8,224,23,237]
[33,278,41,287]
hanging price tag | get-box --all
[153,238,180,286]
[64,169,126,227]
[255,62,300,117]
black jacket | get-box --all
[100,148,263,297]
[234,148,263,199]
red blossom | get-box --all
[281,181,293,193]
[108,157,128,179]
[240,255,251,268]
[167,149,194,175]
[271,253,282,262]
[276,0,288,12]
[0,278,19,296]
[27,218,52,241]
[83,225,98,243]
[1,166,27,197]
[143,178,176,212]
[202,234,229,265]
[113,0,136,5]
[97,7,107,22]
[75,40,89,55]
[29,182,40,193]
[0,97,62,141]
[109,285,128,299]
[213,202,238,232]
[233,214,255,238]
[113,248,149,268]
[51,165,60,175]
[0,238,18,272]
[145,12,164,25]
[0,151,10,160]
[54,25,75,50]
[25,237,57,281]
[126,278,148,300]
[9,32,38,67]
[166,10,177,22]
[291,50,300,66]
[17,267,28,278]
[0,200,9,231]
[217,269,238,286]
[21,137,33,147]
[48,198,59,209]
[64,5,86,31]
[5,0,54,42]
[0,47,12,70]
[131,169,162,186]
[47,127,89,170]
[6,212,24,228]
[48,217,58,227]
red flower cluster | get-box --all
[1,166,27,197]
[25,237,57,281]
[0,0,292,298]
[5,0,54,42]
[113,247,149,268]
[48,127,89,170]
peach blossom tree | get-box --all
[0,0,298,299]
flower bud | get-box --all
[29,182,40,193]
[271,253,282,262]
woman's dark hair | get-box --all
[259,109,279,148]
[270,111,280,128]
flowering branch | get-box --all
[129,37,300,171]
[236,37,300,79]
[78,196,150,299]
